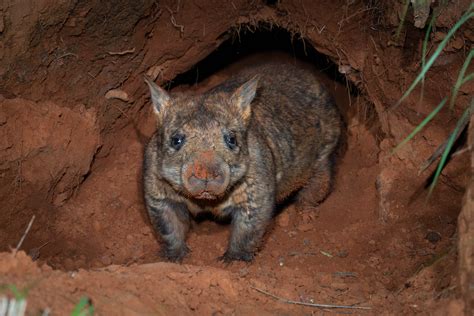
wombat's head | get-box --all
[145,76,259,200]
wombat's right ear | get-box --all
[144,76,171,116]
[231,75,259,122]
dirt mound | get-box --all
[0,98,100,256]
[0,251,277,315]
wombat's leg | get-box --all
[221,184,275,262]
[296,159,333,211]
[146,197,191,262]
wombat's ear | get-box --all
[231,75,259,122]
[144,75,171,116]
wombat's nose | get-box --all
[186,162,225,189]
[182,153,230,199]
[189,164,224,183]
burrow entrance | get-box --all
[4,24,366,269]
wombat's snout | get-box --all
[182,151,230,200]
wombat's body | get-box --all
[143,63,341,262]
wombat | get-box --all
[143,62,341,262]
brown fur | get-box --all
[143,62,342,262]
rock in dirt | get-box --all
[277,212,290,227]
[448,36,464,51]
[297,223,314,232]
[93,220,101,232]
[330,282,349,291]
[101,255,112,266]
[336,250,349,258]
[105,89,129,102]
[433,31,446,42]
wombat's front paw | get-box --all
[161,245,190,262]
[219,249,254,263]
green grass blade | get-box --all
[395,0,411,40]
[392,97,448,153]
[394,4,474,109]
[418,7,439,107]
[7,285,22,300]
[7,285,28,300]
[71,297,94,316]
[422,9,438,67]
[461,72,474,86]
[449,49,473,109]
[428,102,472,196]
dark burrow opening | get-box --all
[163,23,380,136]
[168,23,355,93]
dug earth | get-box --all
[143,62,342,262]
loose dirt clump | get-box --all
[0,0,472,314]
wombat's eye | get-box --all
[170,134,186,150]
[223,132,237,150]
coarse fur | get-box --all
[143,62,341,262]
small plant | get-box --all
[70,297,94,316]
[0,285,28,316]
[393,3,473,196]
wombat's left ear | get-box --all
[231,75,259,122]
[144,75,171,116]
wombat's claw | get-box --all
[217,255,234,267]
[218,250,254,263]
[161,245,190,262]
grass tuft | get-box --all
[393,3,473,109]
[0,284,28,316]
[393,3,473,195]
[71,297,94,316]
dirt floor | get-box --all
[0,0,473,315]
